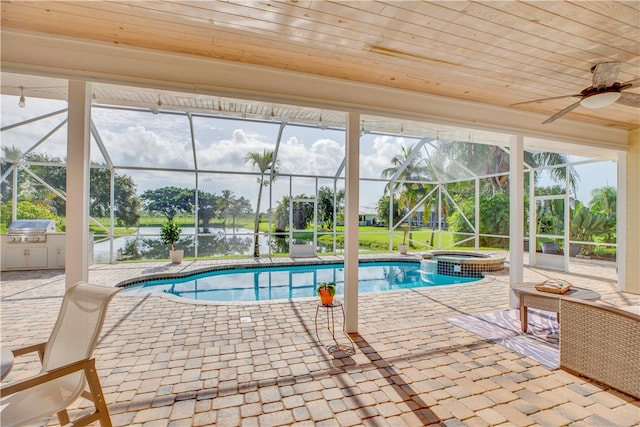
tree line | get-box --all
[140,186,252,231]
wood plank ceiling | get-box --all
[1,1,639,130]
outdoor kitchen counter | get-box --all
[0,233,66,271]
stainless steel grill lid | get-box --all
[7,220,56,242]
[8,220,56,234]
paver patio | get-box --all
[1,254,639,426]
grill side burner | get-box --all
[7,220,56,243]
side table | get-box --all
[511,282,601,333]
[314,301,355,355]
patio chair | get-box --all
[0,282,121,427]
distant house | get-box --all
[359,213,378,226]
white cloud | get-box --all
[308,138,344,175]
[360,135,407,178]
[196,128,274,171]
[101,125,193,169]
[231,128,248,144]
[278,137,344,176]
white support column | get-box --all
[65,80,92,288]
[622,129,640,294]
[564,165,571,272]
[618,151,627,292]
[344,111,360,333]
[509,135,524,308]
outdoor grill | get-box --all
[6,220,56,243]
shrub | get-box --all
[160,219,182,251]
[0,200,62,233]
[449,193,510,248]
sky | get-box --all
[1,95,617,215]
[535,158,617,204]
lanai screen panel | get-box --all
[277,125,345,177]
[422,139,511,183]
[192,117,281,173]
[1,96,68,159]
[92,107,194,170]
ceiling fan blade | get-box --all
[542,100,582,124]
[617,92,640,108]
[511,94,581,106]
[592,62,620,87]
[621,77,640,88]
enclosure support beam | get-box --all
[528,168,536,267]
[65,80,92,288]
[344,111,360,333]
[474,178,480,251]
[109,168,115,264]
[187,113,199,259]
[509,135,524,308]
[12,164,18,221]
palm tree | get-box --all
[381,146,427,198]
[381,145,429,245]
[441,141,578,195]
[245,149,278,257]
[1,145,22,161]
[527,151,579,196]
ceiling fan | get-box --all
[512,62,640,124]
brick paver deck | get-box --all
[1,254,639,426]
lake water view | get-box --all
[93,226,329,262]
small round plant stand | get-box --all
[314,301,355,356]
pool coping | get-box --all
[116,253,502,305]
[116,255,424,289]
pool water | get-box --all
[123,261,481,302]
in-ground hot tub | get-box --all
[422,250,505,278]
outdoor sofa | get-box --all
[559,298,640,399]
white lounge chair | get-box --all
[0,282,121,426]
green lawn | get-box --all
[319,226,485,251]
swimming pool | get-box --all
[122,261,481,302]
